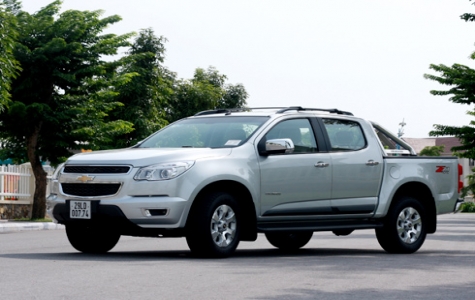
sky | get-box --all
[19,0,475,137]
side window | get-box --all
[264,119,318,153]
[323,118,366,151]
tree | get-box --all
[419,145,445,156]
[424,0,475,193]
[0,0,135,219]
[0,1,21,109]
[424,1,475,158]
[104,28,173,148]
[424,62,475,158]
[167,66,248,122]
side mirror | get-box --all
[258,138,294,156]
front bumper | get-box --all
[53,200,134,228]
[47,194,189,229]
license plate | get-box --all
[70,200,91,219]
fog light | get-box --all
[143,209,167,217]
[149,209,167,216]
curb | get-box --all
[0,221,65,233]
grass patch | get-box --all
[13,218,53,222]
[460,202,475,213]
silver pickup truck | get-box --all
[47,107,463,257]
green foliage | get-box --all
[419,145,445,156]
[460,166,475,197]
[167,66,248,122]
[423,2,475,160]
[0,2,21,109]
[423,1,475,198]
[0,0,135,218]
[459,201,475,212]
[460,1,475,24]
[105,28,172,148]
[0,0,135,162]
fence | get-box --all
[0,165,32,201]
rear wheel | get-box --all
[66,225,120,253]
[376,196,427,254]
[265,231,313,251]
[186,192,241,258]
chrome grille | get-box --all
[61,183,121,197]
[63,166,130,174]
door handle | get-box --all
[366,160,379,166]
[314,161,330,168]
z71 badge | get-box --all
[436,166,450,174]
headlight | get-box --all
[51,163,65,180]
[48,163,64,195]
[134,161,195,181]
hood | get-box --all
[66,147,232,167]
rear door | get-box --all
[320,118,383,214]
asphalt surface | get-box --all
[0,213,474,300]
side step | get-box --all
[257,219,383,232]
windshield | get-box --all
[139,116,269,148]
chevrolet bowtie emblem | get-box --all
[76,175,95,183]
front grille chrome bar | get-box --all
[63,165,131,174]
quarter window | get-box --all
[323,119,366,151]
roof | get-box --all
[435,137,462,155]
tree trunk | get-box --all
[26,123,47,219]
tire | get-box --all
[186,192,241,258]
[375,196,427,254]
[265,231,313,251]
[66,225,120,254]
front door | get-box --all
[258,118,333,217]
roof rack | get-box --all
[276,106,353,116]
[194,108,249,116]
[194,106,353,116]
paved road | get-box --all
[0,213,474,300]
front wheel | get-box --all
[376,196,427,254]
[265,231,313,251]
[186,192,241,258]
[66,225,120,253]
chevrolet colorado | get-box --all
[47,107,463,257]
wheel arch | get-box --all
[391,182,436,233]
[187,180,258,241]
